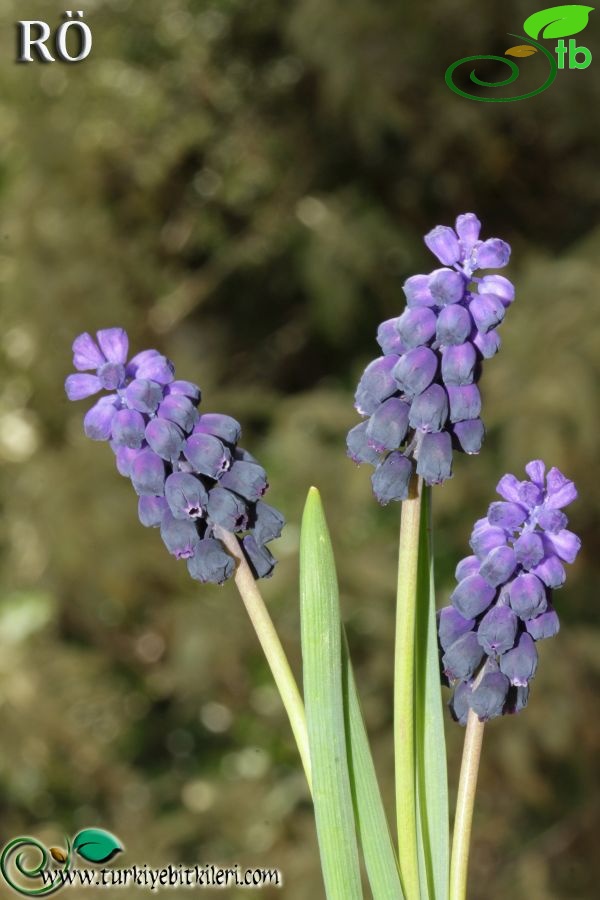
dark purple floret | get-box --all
[347,213,514,502]
[440,460,580,723]
[65,328,284,583]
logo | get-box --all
[0,829,122,896]
[446,4,594,101]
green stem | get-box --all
[449,710,485,900]
[215,526,313,794]
[394,476,422,900]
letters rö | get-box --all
[17,11,92,63]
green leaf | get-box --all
[415,487,449,900]
[523,5,594,39]
[72,829,122,864]
[300,488,363,900]
[342,629,404,899]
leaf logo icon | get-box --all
[505,45,539,56]
[523,4,594,39]
[72,829,122,864]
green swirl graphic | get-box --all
[0,837,71,897]
[445,34,558,101]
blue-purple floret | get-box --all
[347,214,514,503]
[438,460,580,724]
[65,328,284,584]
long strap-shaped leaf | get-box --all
[342,629,405,900]
[300,488,363,900]
[415,486,449,900]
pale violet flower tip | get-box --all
[428,268,466,306]
[424,225,461,266]
[96,327,129,365]
[65,373,102,401]
[83,396,118,441]
[72,332,105,371]
[455,213,481,247]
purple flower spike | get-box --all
[347,213,514,500]
[66,327,284,583]
[439,460,579,723]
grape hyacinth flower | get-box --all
[65,329,284,584]
[438,460,580,723]
[347,213,514,503]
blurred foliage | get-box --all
[0,0,598,897]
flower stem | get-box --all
[394,475,422,900]
[449,709,485,900]
[215,526,313,794]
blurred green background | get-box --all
[0,0,598,897]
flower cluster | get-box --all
[438,461,580,723]
[65,329,284,584]
[347,213,514,504]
